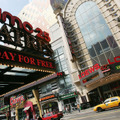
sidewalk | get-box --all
[60,107,94,120]
[63,107,94,117]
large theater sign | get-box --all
[0,8,55,72]
[0,8,56,96]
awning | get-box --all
[23,106,30,111]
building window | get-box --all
[53,47,72,89]
[75,1,118,66]
[41,84,52,94]
[65,75,72,87]
[53,47,67,72]
[59,78,66,88]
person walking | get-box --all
[77,104,80,112]
[68,105,71,113]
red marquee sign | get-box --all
[0,8,50,42]
[0,8,53,57]
[0,45,55,71]
[78,56,120,80]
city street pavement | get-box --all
[61,107,120,120]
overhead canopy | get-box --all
[0,65,51,96]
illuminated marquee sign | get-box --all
[0,45,55,71]
[78,56,120,80]
[10,94,25,107]
[0,8,53,56]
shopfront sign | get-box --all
[10,94,25,107]
[39,95,55,102]
[78,56,120,80]
[115,65,120,70]
[0,8,53,56]
[59,92,78,100]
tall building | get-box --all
[50,22,79,112]
[50,0,120,106]
[18,0,57,33]
[16,0,79,117]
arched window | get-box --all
[75,1,118,65]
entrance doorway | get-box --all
[103,89,120,99]
[102,80,120,99]
[42,102,58,114]
[88,89,101,106]
[63,97,77,111]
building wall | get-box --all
[63,0,120,76]
[52,0,120,104]
[63,0,120,69]
[50,22,77,91]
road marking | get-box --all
[69,109,120,120]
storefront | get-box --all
[59,92,78,111]
[42,102,58,114]
[85,62,120,106]
[39,94,59,114]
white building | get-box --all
[50,0,120,107]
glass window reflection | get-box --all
[88,46,96,57]
[100,40,109,51]
[92,6,101,16]
[81,12,89,23]
[80,25,88,36]
[77,16,84,26]
[75,1,118,60]
[83,35,92,47]
[107,36,118,48]
[94,42,103,55]
[78,3,86,14]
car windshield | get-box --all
[111,97,118,102]
[43,113,52,117]
[104,99,110,103]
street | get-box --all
[61,108,120,120]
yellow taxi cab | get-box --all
[93,96,120,112]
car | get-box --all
[42,112,63,120]
[93,96,120,112]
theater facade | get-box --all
[0,8,58,120]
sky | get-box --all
[0,0,31,16]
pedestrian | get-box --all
[64,106,66,114]
[77,104,80,112]
[68,105,71,113]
